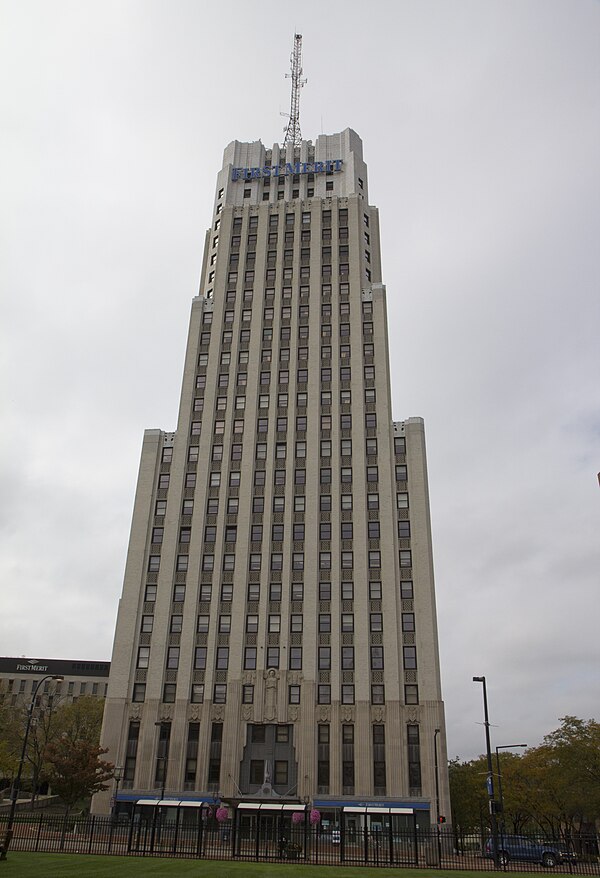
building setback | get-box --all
[94,128,450,825]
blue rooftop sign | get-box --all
[232,159,343,182]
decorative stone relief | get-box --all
[242,705,253,721]
[263,668,279,721]
[318,706,331,723]
[158,709,173,722]
[211,705,225,721]
[372,706,386,723]
[406,707,419,724]
[340,706,355,722]
[288,706,299,722]
[188,707,201,721]
[130,705,142,720]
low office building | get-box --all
[0,656,110,705]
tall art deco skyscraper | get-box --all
[95,124,450,826]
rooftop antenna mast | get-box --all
[283,33,307,146]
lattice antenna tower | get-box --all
[283,33,307,146]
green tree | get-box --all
[448,756,489,839]
[51,696,104,747]
[449,717,600,846]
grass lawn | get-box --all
[1,852,538,878]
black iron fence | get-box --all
[1,813,599,873]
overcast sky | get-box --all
[1,0,598,762]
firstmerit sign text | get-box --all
[232,160,343,182]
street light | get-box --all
[0,674,64,860]
[433,728,441,823]
[154,722,168,799]
[433,728,442,864]
[495,744,527,829]
[112,765,124,817]
[473,676,499,868]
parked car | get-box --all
[484,835,577,868]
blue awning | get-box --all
[313,799,430,811]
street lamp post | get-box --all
[433,728,441,823]
[112,765,124,817]
[0,674,64,860]
[154,722,168,799]
[434,728,442,863]
[151,722,168,852]
[473,676,499,869]
[495,744,527,831]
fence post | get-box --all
[412,815,419,867]
[33,812,43,852]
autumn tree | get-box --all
[44,739,113,815]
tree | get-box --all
[44,739,113,813]
[449,717,600,846]
[515,717,600,837]
[51,696,104,747]
[448,756,489,839]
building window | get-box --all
[289,647,302,670]
[401,580,414,599]
[213,684,227,704]
[317,724,330,791]
[368,551,381,569]
[244,648,257,670]
[341,685,355,704]
[162,683,176,703]
[403,646,417,669]
[373,724,386,795]
[341,613,354,632]
[136,647,150,669]
[249,760,264,784]
[208,722,223,784]
[402,613,415,632]
[398,520,411,538]
[407,724,422,794]
[318,647,331,670]
[405,685,419,704]
[191,684,204,703]
[318,685,331,704]
[342,725,355,793]
[289,685,301,704]
[194,647,207,670]
[369,581,382,600]
[370,613,383,632]
[267,647,280,668]
[400,550,412,568]
[341,647,354,670]
[274,760,289,785]
[167,647,180,669]
[370,646,384,670]
[290,614,303,633]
